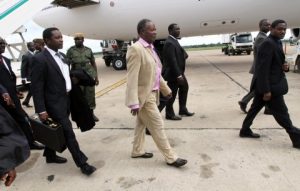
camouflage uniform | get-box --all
[67,46,97,109]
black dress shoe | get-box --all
[80,163,97,176]
[288,129,300,149]
[46,156,67,164]
[166,115,182,120]
[238,101,247,113]
[167,158,187,167]
[30,142,44,150]
[132,152,153,158]
[239,131,260,138]
[179,110,195,117]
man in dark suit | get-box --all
[239,20,300,148]
[0,37,43,150]
[162,23,194,120]
[20,42,35,107]
[238,19,272,114]
[0,104,30,187]
[31,27,96,175]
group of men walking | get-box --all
[1,17,300,187]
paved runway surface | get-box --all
[3,49,300,191]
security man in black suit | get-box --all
[239,20,300,148]
[0,37,43,150]
[20,42,35,107]
[31,27,96,176]
[162,23,194,120]
[0,104,30,187]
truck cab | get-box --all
[222,33,253,56]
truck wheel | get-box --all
[246,50,251,55]
[104,58,111,67]
[228,49,231,56]
[224,49,228,55]
[112,57,126,70]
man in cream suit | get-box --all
[125,19,187,167]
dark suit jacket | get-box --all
[21,51,34,81]
[31,49,94,130]
[253,35,286,95]
[0,104,30,176]
[249,31,267,74]
[0,56,21,108]
[31,49,70,119]
[162,36,188,81]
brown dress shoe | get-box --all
[167,158,188,167]
[132,152,153,158]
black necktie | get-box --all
[0,55,3,64]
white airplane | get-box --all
[33,0,300,41]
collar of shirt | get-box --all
[169,35,178,40]
[138,37,154,49]
[46,46,58,57]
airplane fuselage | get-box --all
[34,0,300,40]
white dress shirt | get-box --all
[46,47,72,92]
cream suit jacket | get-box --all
[125,41,171,108]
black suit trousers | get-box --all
[43,116,87,167]
[23,83,32,104]
[165,75,189,116]
[241,94,295,133]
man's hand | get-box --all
[1,169,16,187]
[263,92,272,101]
[131,108,139,116]
[177,76,185,85]
[2,93,15,108]
[282,62,289,72]
[165,93,172,100]
[39,112,49,121]
[95,77,99,86]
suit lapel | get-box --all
[43,49,64,78]
[0,57,15,77]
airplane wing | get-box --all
[0,0,53,38]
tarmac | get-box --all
[2,48,300,191]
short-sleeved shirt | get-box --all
[66,46,96,78]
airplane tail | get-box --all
[0,0,53,38]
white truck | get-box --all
[100,40,129,70]
[222,33,253,56]
[287,40,300,73]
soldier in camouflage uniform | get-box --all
[67,33,99,122]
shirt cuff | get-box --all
[129,104,139,109]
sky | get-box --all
[3,20,292,58]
